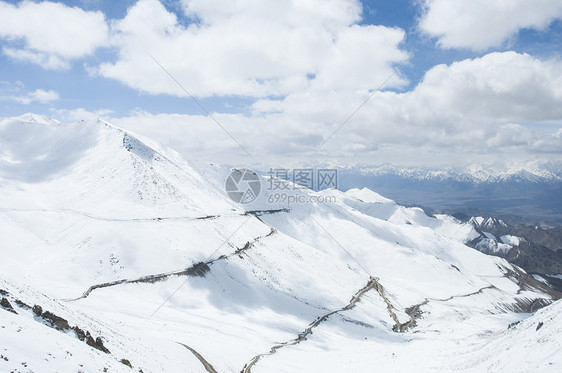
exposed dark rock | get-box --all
[185,262,211,277]
[72,326,86,341]
[15,299,31,310]
[122,133,155,160]
[537,274,562,293]
[120,358,132,368]
[71,326,109,353]
[0,298,17,314]
[32,305,43,316]
[42,311,70,331]
[235,242,252,256]
[502,265,562,301]
[196,215,219,220]
[536,321,544,331]
[244,208,290,217]
[508,298,552,313]
[3,296,111,355]
[85,331,110,354]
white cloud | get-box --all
[15,89,60,105]
[96,0,408,98]
[1,1,559,167]
[400,52,562,125]
[327,52,562,158]
[0,0,109,70]
[0,81,59,105]
[419,0,562,51]
[50,107,113,122]
[2,47,70,70]
[105,52,562,167]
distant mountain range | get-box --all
[337,163,562,225]
[350,163,562,184]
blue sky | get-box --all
[1,0,562,168]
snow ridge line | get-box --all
[240,277,379,373]
[67,228,276,301]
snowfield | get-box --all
[1,114,560,372]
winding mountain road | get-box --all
[241,277,379,373]
[68,228,276,301]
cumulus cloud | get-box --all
[96,0,408,98]
[328,52,562,158]
[15,89,60,105]
[0,0,109,70]
[419,0,562,51]
[401,52,562,124]
[250,52,562,150]
[108,51,562,167]
[50,107,114,122]
[0,81,59,105]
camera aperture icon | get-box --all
[225,169,261,204]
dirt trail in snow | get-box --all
[370,277,411,332]
[0,207,224,222]
[399,285,497,331]
[177,342,218,373]
[241,277,379,373]
[426,285,496,303]
[68,228,276,301]
[240,281,513,372]
[396,264,559,331]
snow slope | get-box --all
[0,115,560,372]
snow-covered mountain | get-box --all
[460,216,562,279]
[1,114,561,372]
[336,163,562,225]
[351,163,562,184]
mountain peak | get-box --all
[9,113,60,125]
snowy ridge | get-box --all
[0,115,561,372]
